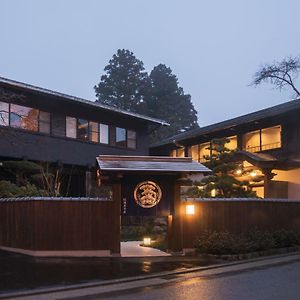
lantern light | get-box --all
[236,169,242,175]
[186,204,195,215]
[143,237,151,246]
[250,171,257,178]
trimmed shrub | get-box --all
[0,180,48,197]
[195,229,300,255]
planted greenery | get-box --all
[195,229,300,255]
[0,180,48,197]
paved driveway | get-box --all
[121,241,170,257]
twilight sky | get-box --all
[1,0,299,126]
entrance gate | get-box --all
[97,155,210,254]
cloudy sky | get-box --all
[1,0,299,126]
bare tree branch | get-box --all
[252,56,300,97]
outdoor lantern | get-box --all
[186,204,195,215]
[143,237,151,246]
[236,169,242,175]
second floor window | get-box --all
[66,116,77,138]
[10,104,38,131]
[0,101,9,126]
[243,125,281,152]
[116,127,126,147]
[77,118,89,141]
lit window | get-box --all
[199,142,210,162]
[243,126,281,152]
[127,130,136,149]
[116,127,126,147]
[66,116,77,138]
[0,101,9,126]
[89,121,99,143]
[77,118,89,141]
[261,126,281,150]
[10,104,38,131]
[39,111,50,134]
[99,123,109,144]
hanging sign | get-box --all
[134,181,162,208]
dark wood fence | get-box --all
[182,198,300,248]
[0,184,120,255]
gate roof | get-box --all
[96,155,211,173]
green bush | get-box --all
[195,229,300,255]
[0,180,48,197]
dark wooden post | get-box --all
[85,170,92,197]
[168,181,183,253]
[111,183,121,255]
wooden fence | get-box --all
[182,198,300,248]
[0,184,120,256]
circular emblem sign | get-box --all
[134,181,162,208]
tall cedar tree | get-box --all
[94,49,151,114]
[148,64,198,142]
[186,138,256,198]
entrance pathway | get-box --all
[121,241,171,257]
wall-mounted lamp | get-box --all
[186,204,195,215]
[143,237,151,246]
[236,169,242,175]
[211,189,216,197]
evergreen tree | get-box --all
[94,49,151,114]
[148,64,198,142]
[186,138,257,198]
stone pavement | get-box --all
[121,241,171,257]
[1,252,299,300]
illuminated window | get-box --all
[116,127,126,147]
[66,116,77,138]
[77,118,89,141]
[261,126,281,150]
[39,111,50,134]
[243,126,281,152]
[89,121,99,143]
[99,123,109,144]
[199,142,210,162]
[226,136,237,150]
[0,101,9,126]
[10,104,38,131]
[176,148,185,157]
[127,130,136,149]
[189,145,199,161]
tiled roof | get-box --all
[0,76,169,126]
[97,155,211,173]
[151,98,300,147]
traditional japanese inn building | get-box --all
[151,98,300,199]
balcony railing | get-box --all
[243,142,281,153]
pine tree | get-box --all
[187,138,257,198]
[94,49,151,114]
[148,64,198,142]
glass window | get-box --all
[116,127,126,147]
[89,121,99,143]
[10,104,38,131]
[99,123,109,144]
[127,130,136,149]
[77,118,89,141]
[226,135,237,150]
[189,145,199,161]
[176,148,185,157]
[66,116,77,138]
[0,101,9,126]
[243,130,260,152]
[39,111,50,134]
[261,126,281,150]
[199,142,210,162]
